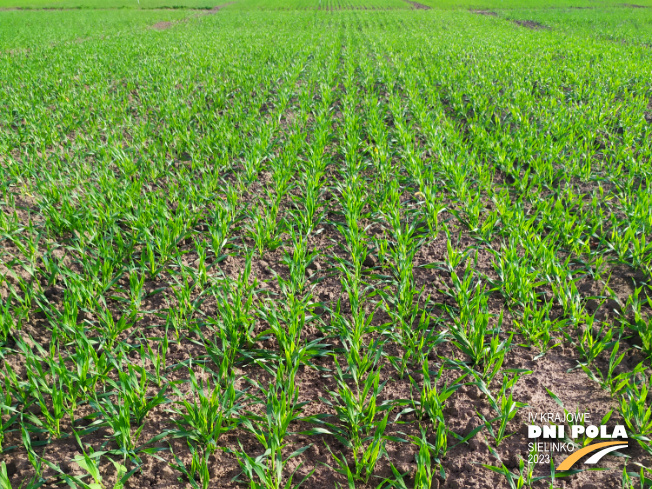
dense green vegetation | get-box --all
[1,1,652,489]
[500,7,652,45]
[2,0,652,8]
[0,0,217,9]
[0,9,191,49]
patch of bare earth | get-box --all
[205,2,235,14]
[514,19,550,30]
[404,0,431,9]
[470,9,498,16]
[150,21,174,30]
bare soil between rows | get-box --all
[3,222,648,489]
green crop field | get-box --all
[1,1,652,489]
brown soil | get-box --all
[3,206,648,489]
[404,0,432,9]
[514,19,550,30]
[148,3,232,31]
[470,9,498,16]
[205,2,235,14]
[150,21,174,30]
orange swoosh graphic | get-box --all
[556,441,627,471]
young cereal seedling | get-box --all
[248,197,284,257]
[569,317,618,367]
[623,463,652,489]
[108,363,167,427]
[513,302,564,359]
[234,362,315,489]
[171,367,243,455]
[91,396,144,462]
[473,370,531,447]
[171,442,211,489]
[481,443,557,489]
